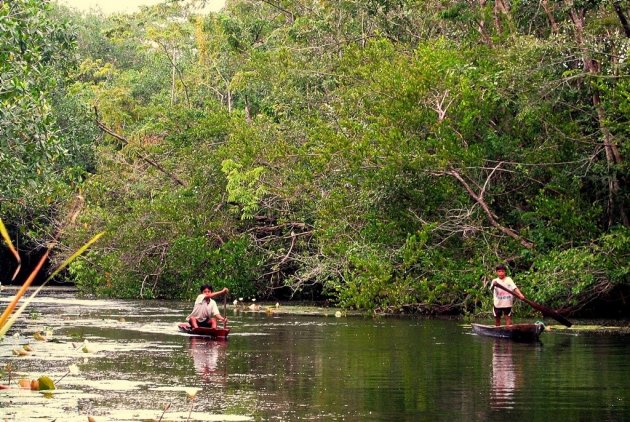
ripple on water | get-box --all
[2,293,629,421]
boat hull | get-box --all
[472,323,544,342]
[178,323,230,339]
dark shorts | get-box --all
[493,307,512,317]
[189,319,212,328]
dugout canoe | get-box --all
[471,322,545,342]
[178,323,230,339]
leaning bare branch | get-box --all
[439,168,535,249]
[94,108,188,187]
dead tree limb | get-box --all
[444,167,535,249]
[94,108,187,187]
[155,41,191,108]
[258,0,295,23]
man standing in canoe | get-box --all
[187,284,229,329]
[491,264,525,326]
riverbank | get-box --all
[1,286,628,334]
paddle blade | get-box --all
[525,298,572,327]
[546,311,572,328]
[542,309,572,328]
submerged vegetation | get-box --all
[1,0,629,316]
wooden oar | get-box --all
[223,293,227,329]
[494,282,572,327]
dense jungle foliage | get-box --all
[1,0,629,317]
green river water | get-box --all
[0,292,628,421]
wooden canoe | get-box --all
[178,323,230,339]
[472,323,544,342]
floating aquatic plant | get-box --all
[81,339,97,353]
[14,376,55,391]
[37,375,55,390]
[33,332,47,341]
[56,364,80,385]
[185,387,201,421]
[157,402,171,422]
[2,363,15,386]
[12,347,29,357]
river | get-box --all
[0,291,628,421]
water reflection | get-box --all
[491,339,521,409]
[187,337,228,383]
[1,292,628,421]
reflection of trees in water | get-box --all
[225,321,332,417]
[491,339,521,409]
[188,337,228,383]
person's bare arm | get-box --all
[513,287,525,300]
[208,287,229,299]
[217,314,228,324]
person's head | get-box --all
[495,264,507,279]
[200,284,214,296]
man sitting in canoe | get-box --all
[187,284,229,329]
[490,264,525,326]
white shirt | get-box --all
[491,276,517,308]
[187,295,220,321]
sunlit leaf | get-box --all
[37,376,55,390]
[0,218,21,281]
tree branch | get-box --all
[445,168,534,249]
[94,108,187,187]
[258,0,295,23]
[156,40,191,108]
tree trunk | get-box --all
[170,52,176,106]
[477,0,494,47]
[613,1,630,37]
[541,0,559,34]
[493,0,503,34]
[567,4,627,226]
[244,95,251,123]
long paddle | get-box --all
[494,282,572,327]
[223,293,227,329]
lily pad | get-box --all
[37,376,55,391]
